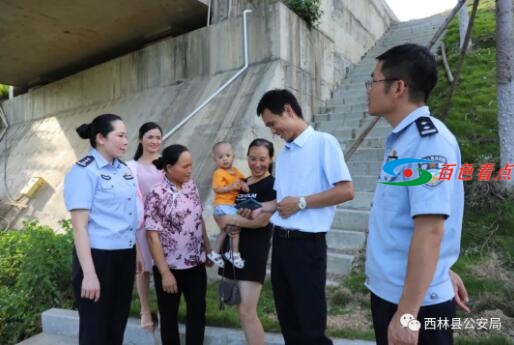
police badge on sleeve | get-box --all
[419,155,447,187]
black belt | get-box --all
[273,225,326,240]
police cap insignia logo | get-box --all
[419,155,447,187]
[76,155,94,167]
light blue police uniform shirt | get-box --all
[271,126,352,232]
[365,106,464,306]
[64,148,141,250]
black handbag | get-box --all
[218,235,241,310]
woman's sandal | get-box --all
[140,311,155,332]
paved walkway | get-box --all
[16,308,376,345]
[18,330,376,345]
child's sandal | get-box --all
[207,251,225,268]
[224,251,245,269]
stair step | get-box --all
[315,111,368,122]
[316,117,384,131]
[327,229,366,251]
[339,191,374,210]
[341,137,384,150]
[347,161,383,177]
[332,209,369,231]
[323,101,368,112]
[351,147,385,161]
[331,125,390,141]
[348,175,379,193]
[327,252,355,276]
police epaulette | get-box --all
[76,155,94,167]
[415,117,438,137]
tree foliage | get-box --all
[282,0,323,28]
[0,85,8,100]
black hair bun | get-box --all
[153,157,164,170]
[76,124,91,139]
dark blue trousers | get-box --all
[371,292,456,345]
[153,264,206,345]
[72,247,135,345]
[271,230,333,345]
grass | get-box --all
[129,278,280,333]
[430,0,498,164]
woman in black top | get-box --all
[217,139,276,345]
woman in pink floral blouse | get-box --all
[145,144,212,345]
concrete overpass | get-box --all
[0,0,208,88]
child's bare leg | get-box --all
[225,229,245,268]
[207,218,227,268]
[213,217,228,253]
[231,231,241,253]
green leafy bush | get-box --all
[283,0,323,28]
[0,220,74,344]
[0,84,8,100]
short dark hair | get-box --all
[376,43,437,103]
[133,122,162,160]
[76,114,122,148]
[256,89,303,119]
[153,144,189,170]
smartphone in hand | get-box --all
[234,198,262,210]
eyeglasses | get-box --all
[364,78,401,90]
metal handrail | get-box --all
[344,1,466,160]
[162,9,252,142]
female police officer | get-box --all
[64,114,142,345]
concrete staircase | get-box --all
[319,14,447,282]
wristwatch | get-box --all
[298,196,307,210]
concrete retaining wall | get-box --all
[0,1,395,230]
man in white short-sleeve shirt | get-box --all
[256,89,354,345]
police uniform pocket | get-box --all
[96,179,115,202]
[378,181,406,211]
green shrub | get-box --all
[0,84,8,100]
[282,0,323,28]
[0,220,74,345]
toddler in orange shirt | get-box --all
[207,141,248,269]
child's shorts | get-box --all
[214,204,238,217]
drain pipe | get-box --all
[162,9,252,142]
